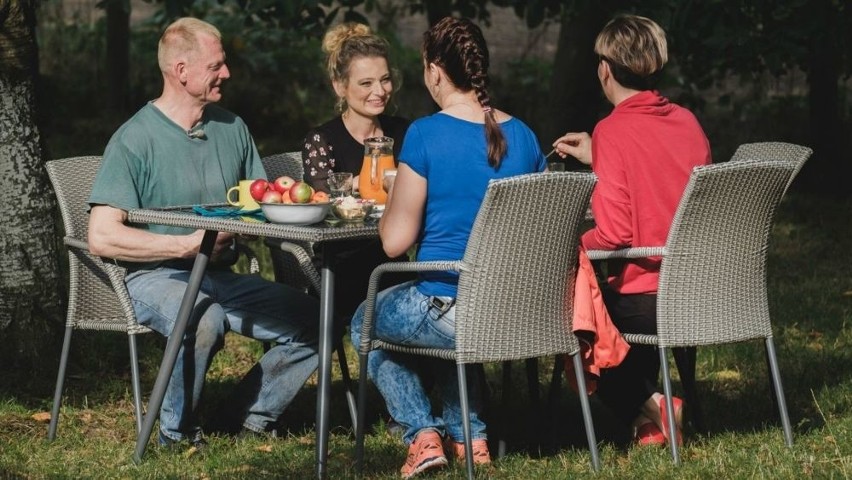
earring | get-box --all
[336,97,346,114]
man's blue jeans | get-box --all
[350,280,486,445]
[126,267,319,442]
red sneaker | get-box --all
[444,438,492,465]
[400,430,448,478]
[635,421,665,447]
[659,396,684,446]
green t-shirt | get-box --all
[88,102,265,269]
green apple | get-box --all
[288,181,314,204]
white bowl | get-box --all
[260,202,331,225]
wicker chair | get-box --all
[668,142,812,435]
[260,152,319,293]
[355,172,600,478]
[260,152,358,428]
[730,141,812,192]
[586,159,798,465]
[45,156,152,440]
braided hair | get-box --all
[422,17,507,168]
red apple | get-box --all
[289,181,314,204]
[261,190,283,203]
[272,175,296,194]
[249,179,270,201]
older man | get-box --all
[88,17,319,447]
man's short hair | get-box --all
[157,17,222,73]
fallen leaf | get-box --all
[31,412,51,423]
[255,444,273,453]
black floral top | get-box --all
[302,114,409,192]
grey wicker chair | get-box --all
[45,156,151,440]
[355,172,600,479]
[586,159,798,465]
[668,142,811,435]
[730,141,812,192]
[260,152,358,428]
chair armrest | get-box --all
[233,241,260,275]
[359,260,462,354]
[585,246,666,261]
[64,236,89,251]
[274,241,321,292]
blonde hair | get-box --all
[158,17,222,73]
[322,22,390,86]
[594,15,668,79]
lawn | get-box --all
[0,192,850,479]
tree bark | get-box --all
[803,0,849,195]
[542,4,610,159]
[105,0,130,114]
[0,0,65,369]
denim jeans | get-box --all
[350,280,486,445]
[126,267,320,441]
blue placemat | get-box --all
[192,205,266,221]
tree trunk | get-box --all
[542,4,610,163]
[0,0,65,369]
[105,0,130,114]
[803,0,849,196]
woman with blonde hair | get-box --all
[553,14,711,448]
[300,23,411,319]
[302,22,409,192]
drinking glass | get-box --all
[382,168,397,194]
[327,172,353,198]
[547,161,566,172]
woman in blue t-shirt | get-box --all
[350,17,546,478]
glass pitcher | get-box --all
[359,136,395,204]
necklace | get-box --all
[342,111,380,141]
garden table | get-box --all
[127,205,378,479]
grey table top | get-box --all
[127,204,379,243]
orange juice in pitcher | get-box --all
[359,136,395,204]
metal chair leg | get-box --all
[765,338,794,447]
[659,346,681,465]
[457,364,475,480]
[128,334,144,434]
[571,353,600,471]
[354,353,370,474]
[48,326,74,441]
[336,344,358,433]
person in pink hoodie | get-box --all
[552,14,711,447]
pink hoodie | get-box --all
[581,90,711,294]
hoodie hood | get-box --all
[612,90,674,117]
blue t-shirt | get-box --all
[400,112,546,297]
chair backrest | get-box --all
[261,152,304,180]
[656,160,797,347]
[729,141,812,191]
[454,172,597,364]
[46,156,142,333]
[260,152,315,292]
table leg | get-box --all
[132,230,218,463]
[316,249,335,479]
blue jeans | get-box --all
[350,280,486,445]
[126,267,319,441]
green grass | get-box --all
[1,193,850,479]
